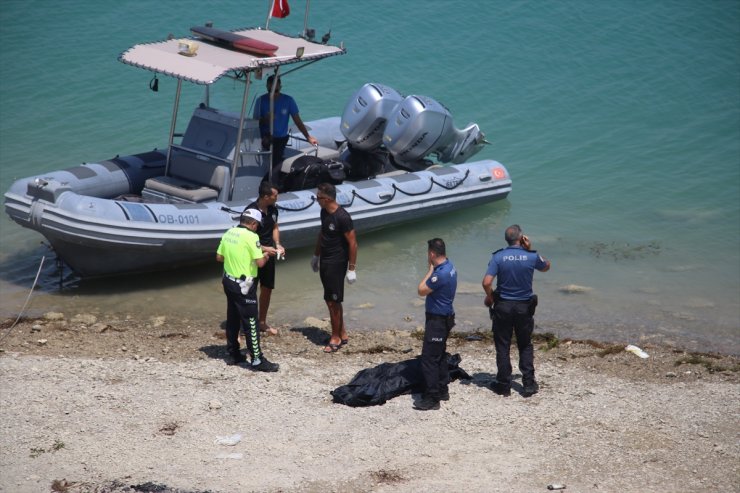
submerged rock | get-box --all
[558,284,593,294]
[72,313,97,325]
[304,316,330,330]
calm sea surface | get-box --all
[1,1,738,353]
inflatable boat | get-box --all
[4,21,512,278]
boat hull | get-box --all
[5,157,511,277]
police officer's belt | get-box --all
[224,273,242,282]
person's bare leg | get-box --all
[339,307,348,343]
[258,287,278,335]
[324,301,345,351]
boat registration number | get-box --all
[158,214,200,225]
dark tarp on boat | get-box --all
[330,353,471,407]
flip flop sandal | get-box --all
[323,343,341,353]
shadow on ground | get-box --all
[290,326,330,347]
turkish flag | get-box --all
[271,0,290,18]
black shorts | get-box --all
[257,256,276,290]
[319,261,346,303]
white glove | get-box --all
[310,255,320,272]
[346,270,357,284]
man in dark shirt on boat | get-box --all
[415,238,457,411]
[482,225,550,397]
[254,75,318,185]
[216,209,279,372]
[245,182,285,336]
[311,183,357,353]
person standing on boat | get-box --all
[482,225,550,397]
[311,183,357,353]
[245,181,285,336]
[216,209,279,372]
[415,238,457,411]
[254,75,318,185]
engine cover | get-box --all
[340,83,403,151]
[383,95,453,164]
[383,95,486,165]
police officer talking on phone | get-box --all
[482,225,550,397]
[415,238,457,411]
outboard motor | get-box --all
[340,83,403,151]
[383,95,487,166]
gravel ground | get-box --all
[0,312,738,493]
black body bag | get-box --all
[330,353,471,407]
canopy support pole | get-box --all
[267,67,282,184]
[164,79,183,176]
[303,0,311,39]
[230,74,252,200]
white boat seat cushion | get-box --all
[144,175,219,202]
[144,153,228,202]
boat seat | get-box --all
[280,145,341,174]
[143,152,230,203]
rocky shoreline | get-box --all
[0,312,738,492]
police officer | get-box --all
[245,181,285,336]
[415,238,457,411]
[482,225,550,396]
[216,209,279,372]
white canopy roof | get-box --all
[119,27,345,85]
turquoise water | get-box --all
[1,1,738,353]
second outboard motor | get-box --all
[340,83,403,151]
[383,95,487,166]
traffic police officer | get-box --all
[482,225,550,396]
[415,238,457,411]
[216,209,279,372]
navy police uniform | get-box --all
[422,259,457,400]
[486,245,548,390]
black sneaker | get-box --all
[522,381,539,397]
[414,395,440,411]
[491,382,511,397]
[226,353,247,366]
[439,386,450,402]
[251,357,279,372]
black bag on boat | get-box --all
[282,155,346,192]
[330,353,471,407]
[342,147,391,180]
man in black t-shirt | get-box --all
[311,183,358,353]
[245,182,285,336]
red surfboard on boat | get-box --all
[190,26,278,56]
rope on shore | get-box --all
[0,256,45,345]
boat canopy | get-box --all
[119,27,346,85]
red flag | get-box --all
[271,0,290,18]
